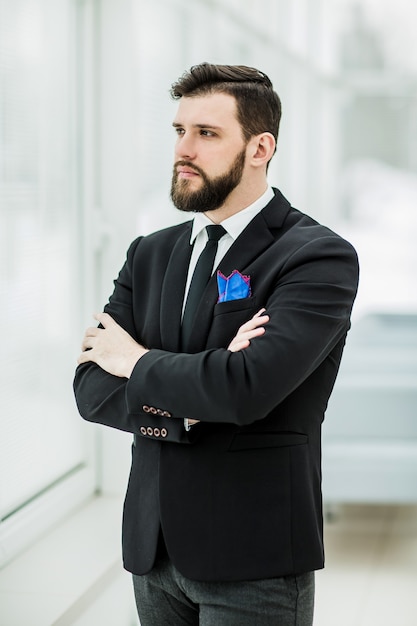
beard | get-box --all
[170,147,246,213]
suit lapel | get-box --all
[219,189,291,277]
[159,223,193,352]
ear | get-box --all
[247,133,276,169]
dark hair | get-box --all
[170,63,282,150]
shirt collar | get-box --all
[190,186,274,244]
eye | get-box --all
[200,129,216,137]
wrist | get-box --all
[126,347,149,378]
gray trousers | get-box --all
[132,556,314,626]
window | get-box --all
[0,0,95,566]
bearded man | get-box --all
[74,62,359,626]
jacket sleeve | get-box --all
[73,364,198,443]
[73,236,198,444]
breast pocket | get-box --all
[206,297,259,349]
[213,295,257,316]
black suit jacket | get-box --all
[74,188,359,581]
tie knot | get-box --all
[206,224,226,242]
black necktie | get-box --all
[181,224,226,350]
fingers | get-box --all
[228,339,250,353]
[77,349,94,365]
[227,308,270,353]
[81,335,95,352]
[84,326,99,338]
[80,325,99,352]
[77,332,97,363]
[228,326,266,352]
[80,312,116,352]
[239,309,269,334]
[240,311,269,335]
[78,313,111,360]
[94,311,115,327]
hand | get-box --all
[227,308,269,352]
[77,312,148,378]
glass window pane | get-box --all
[0,0,86,519]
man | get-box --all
[74,63,359,625]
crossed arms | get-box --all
[77,309,268,429]
[77,308,269,377]
[74,232,358,440]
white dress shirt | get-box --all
[182,185,275,314]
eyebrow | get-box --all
[172,122,223,130]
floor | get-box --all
[314,503,417,626]
[70,503,417,626]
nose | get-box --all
[175,132,196,161]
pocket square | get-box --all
[217,270,251,303]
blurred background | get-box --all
[0,0,416,624]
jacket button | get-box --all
[162,411,171,418]
[140,426,147,435]
[142,405,150,413]
[153,428,161,437]
[150,407,157,414]
[156,409,164,416]
[147,427,153,436]
[161,428,168,438]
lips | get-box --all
[177,166,200,178]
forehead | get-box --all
[173,92,239,129]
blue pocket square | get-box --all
[217,270,251,303]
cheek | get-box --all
[204,152,234,176]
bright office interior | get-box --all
[1,0,417,624]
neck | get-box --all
[204,179,268,224]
